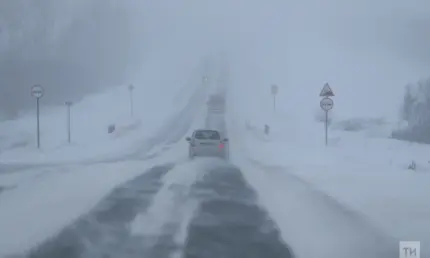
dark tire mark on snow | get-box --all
[0,185,16,196]
[184,165,294,258]
[0,163,61,174]
[27,164,173,258]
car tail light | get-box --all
[218,143,224,149]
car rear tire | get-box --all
[221,151,229,161]
[188,150,195,160]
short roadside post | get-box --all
[31,85,44,148]
[65,101,73,143]
[128,84,135,117]
[319,83,335,146]
[271,84,278,112]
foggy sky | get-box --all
[0,0,146,118]
[1,0,429,119]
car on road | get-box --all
[186,129,228,160]
[207,94,225,113]
[207,95,225,107]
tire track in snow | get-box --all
[178,87,292,257]
[183,163,294,258]
[0,185,14,195]
[128,160,206,258]
[26,164,173,258]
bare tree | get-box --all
[393,78,430,143]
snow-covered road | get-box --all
[5,87,294,258]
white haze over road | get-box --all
[1,0,430,257]
[138,0,430,120]
[1,0,428,117]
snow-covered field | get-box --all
[0,60,208,165]
[222,2,430,252]
[226,100,430,257]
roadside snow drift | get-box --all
[0,56,210,164]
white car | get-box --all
[186,129,229,159]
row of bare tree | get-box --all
[0,0,146,119]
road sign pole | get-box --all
[273,95,276,112]
[271,84,278,113]
[325,111,328,146]
[65,101,73,143]
[128,84,134,117]
[31,84,44,149]
[320,97,334,147]
[130,90,133,117]
[36,97,40,148]
[67,105,71,143]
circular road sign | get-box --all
[271,84,278,95]
[31,85,44,98]
[128,84,134,91]
[320,97,334,111]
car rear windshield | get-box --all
[194,130,221,140]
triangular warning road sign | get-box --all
[320,83,334,97]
